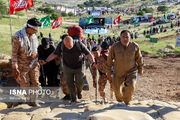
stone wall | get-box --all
[0,54,17,86]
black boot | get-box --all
[62,94,71,100]
[77,92,82,99]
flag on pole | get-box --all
[51,16,62,29]
[135,8,138,12]
[113,15,121,24]
[84,16,94,25]
[38,15,51,28]
[9,0,34,15]
[133,18,139,24]
[149,16,153,23]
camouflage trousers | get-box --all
[113,73,137,105]
[16,63,40,102]
[17,64,40,87]
[98,74,113,100]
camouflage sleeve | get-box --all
[135,45,144,71]
[12,36,20,69]
[97,57,109,73]
[107,46,115,73]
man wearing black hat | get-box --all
[92,44,113,103]
[38,38,59,87]
[11,18,41,107]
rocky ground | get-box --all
[82,55,180,102]
[0,54,180,120]
[0,99,180,120]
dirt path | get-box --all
[82,56,180,102]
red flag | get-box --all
[9,0,34,15]
[51,16,62,29]
[135,8,138,12]
[149,16,153,23]
[113,16,121,25]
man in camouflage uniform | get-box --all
[11,18,42,107]
[92,44,113,103]
[107,30,144,105]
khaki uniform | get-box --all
[107,41,143,104]
[92,55,113,100]
[12,36,40,88]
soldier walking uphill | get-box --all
[107,30,144,105]
[11,18,42,107]
[40,36,95,103]
[92,42,113,103]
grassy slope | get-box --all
[1,0,180,56]
[0,17,68,56]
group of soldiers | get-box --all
[10,17,143,108]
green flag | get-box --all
[38,15,51,28]
[84,16,94,25]
[133,18,139,25]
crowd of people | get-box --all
[9,17,144,108]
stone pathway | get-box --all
[0,100,180,120]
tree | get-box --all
[44,7,55,14]
[77,4,85,9]
[137,10,146,16]
[38,6,44,12]
[51,12,60,20]
[68,12,74,16]
[0,1,8,17]
[142,7,154,13]
[157,5,168,13]
[61,11,67,17]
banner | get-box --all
[84,16,94,25]
[38,15,51,28]
[51,16,62,29]
[113,15,121,25]
[9,0,34,15]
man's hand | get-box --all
[39,60,47,65]
[138,70,143,76]
[13,68,20,81]
[28,53,37,60]
[92,63,97,69]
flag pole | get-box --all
[8,0,13,42]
